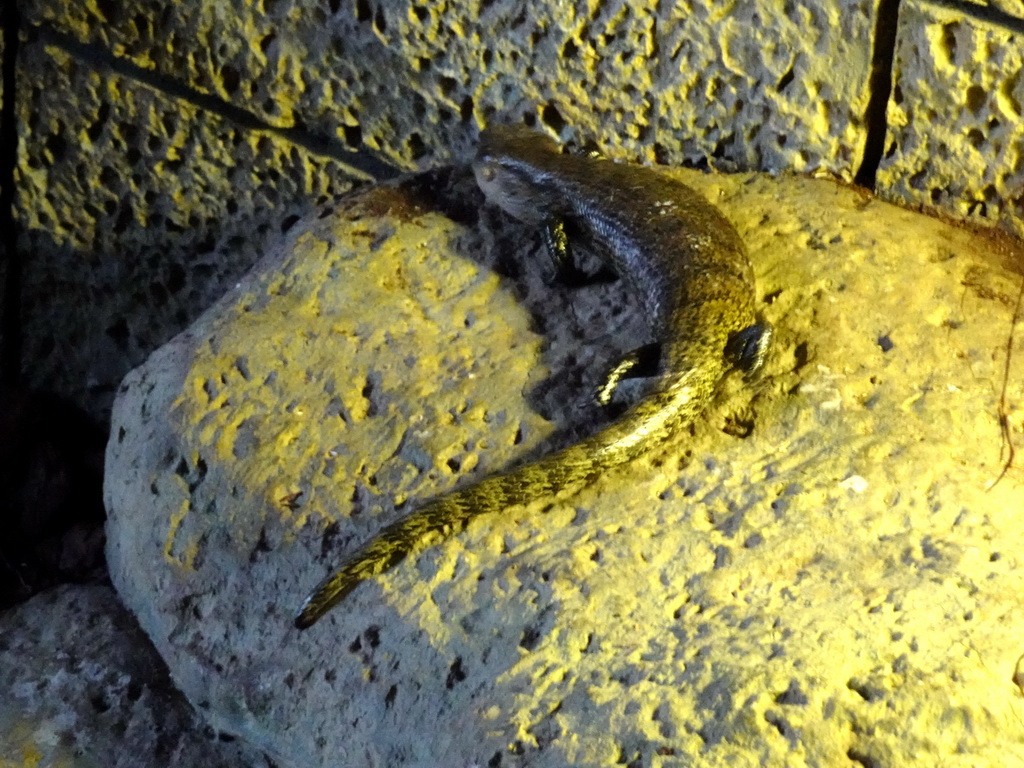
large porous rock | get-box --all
[0,584,254,767]
[105,165,1024,767]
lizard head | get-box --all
[473,125,567,225]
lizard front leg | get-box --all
[543,219,617,287]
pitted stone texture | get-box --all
[0,585,254,768]
[981,0,1024,18]
[878,3,1024,236]
[27,0,876,176]
[15,40,363,421]
[105,168,1024,766]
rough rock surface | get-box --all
[13,35,365,421]
[878,2,1024,236]
[0,584,254,768]
[25,0,876,175]
[105,165,1024,767]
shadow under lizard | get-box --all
[294,124,772,629]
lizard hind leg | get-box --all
[595,342,663,409]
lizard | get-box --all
[294,124,772,629]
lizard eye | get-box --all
[477,162,498,182]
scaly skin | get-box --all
[294,125,771,629]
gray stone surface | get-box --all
[24,0,877,175]
[105,167,1024,767]
[14,34,364,421]
[0,584,256,768]
[878,1,1024,236]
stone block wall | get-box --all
[878,0,1024,226]
[5,0,1023,420]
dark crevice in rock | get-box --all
[854,0,901,190]
[1,1,23,385]
[920,0,1024,33]
[0,388,108,611]
[30,21,404,182]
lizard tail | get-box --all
[294,362,720,629]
